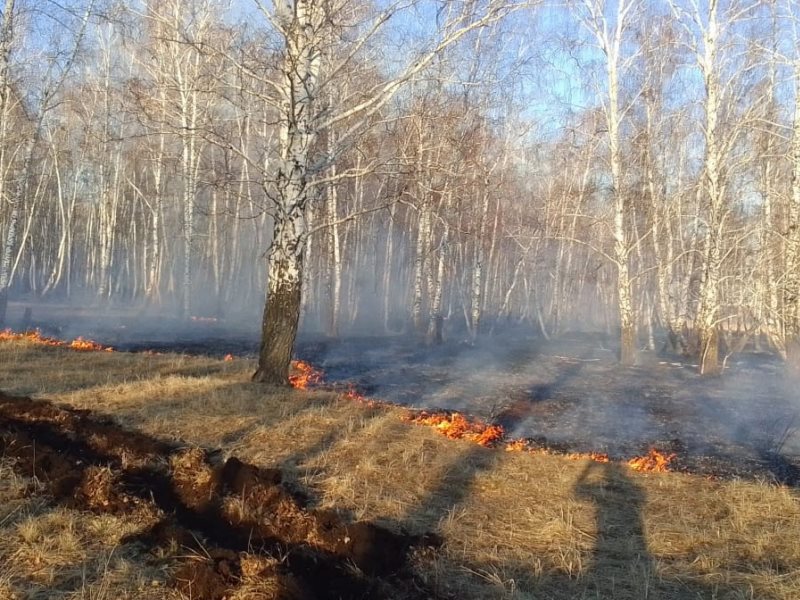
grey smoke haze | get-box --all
[301,332,800,470]
[5,297,800,480]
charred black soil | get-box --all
[0,392,439,600]
[298,334,800,484]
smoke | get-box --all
[300,332,800,471]
[5,286,800,480]
[2,293,262,355]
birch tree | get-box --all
[2,0,797,376]
[0,0,16,325]
[245,0,525,384]
[0,0,93,325]
[145,0,221,318]
[575,0,642,364]
[666,0,756,375]
[784,0,800,366]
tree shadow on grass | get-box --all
[275,404,391,481]
[379,427,779,600]
[398,443,504,532]
[0,391,441,600]
[0,383,787,600]
[266,386,782,600]
[494,353,591,434]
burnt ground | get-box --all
[0,392,440,600]
[122,331,800,486]
[301,334,800,485]
[4,301,800,486]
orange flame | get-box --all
[341,385,383,408]
[0,336,678,470]
[627,448,675,472]
[252,359,678,469]
[0,329,113,352]
[505,439,530,452]
[567,451,610,463]
[289,360,323,389]
[69,337,113,352]
[475,424,505,447]
[504,439,610,463]
[345,388,363,401]
[404,411,505,447]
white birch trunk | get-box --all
[382,200,396,332]
[254,0,321,384]
[325,152,341,337]
[428,192,451,344]
[0,0,15,324]
[696,5,723,375]
[412,202,430,333]
[786,57,800,365]
[470,176,491,341]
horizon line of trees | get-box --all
[0,0,799,380]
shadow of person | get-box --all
[565,461,778,600]
[573,460,655,597]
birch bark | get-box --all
[253,0,321,383]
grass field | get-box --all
[1,340,799,599]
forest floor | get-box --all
[1,313,800,598]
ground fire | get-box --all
[568,451,611,463]
[505,439,530,452]
[68,337,112,352]
[289,360,324,389]
[404,411,505,447]
[0,329,113,352]
[0,333,677,474]
[627,448,676,472]
[344,386,382,408]
[285,359,676,470]
[504,437,611,463]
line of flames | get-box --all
[399,406,673,471]
[1,328,242,362]
[0,333,675,473]
[402,411,505,447]
[286,359,676,472]
[0,329,113,352]
[504,437,612,463]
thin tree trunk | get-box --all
[696,6,723,376]
[0,0,16,325]
[0,133,37,326]
[603,1,636,365]
[325,164,341,337]
[146,126,166,302]
[470,175,491,341]
[786,58,800,367]
[428,191,451,344]
[383,201,396,332]
[412,203,430,334]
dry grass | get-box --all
[1,341,800,599]
[0,457,180,600]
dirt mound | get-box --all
[0,392,439,600]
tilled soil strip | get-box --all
[0,392,440,600]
